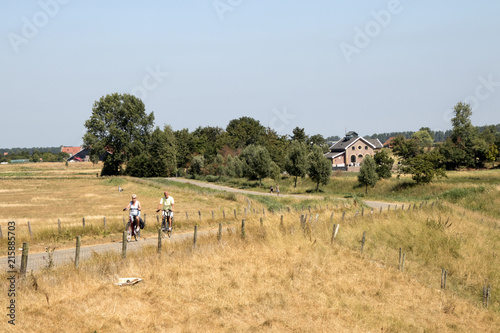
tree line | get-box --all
[365,124,500,144]
[0,149,69,163]
[83,94,499,189]
[83,93,332,189]
[358,102,500,191]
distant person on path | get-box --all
[270,185,274,194]
[156,191,175,231]
[276,185,280,196]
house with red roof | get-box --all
[61,146,81,156]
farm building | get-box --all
[324,131,383,171]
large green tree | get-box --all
[358,155,378,194]
[226,117,266,149]
[373,150,394,179]
[285,140,308,187]
[412,130,433,150]
[291,127,308,143]
[83,93,154,175]
[307,145,331,191]
[240,144,274,186]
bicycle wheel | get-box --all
[134,221,140,241]
[167,217,173,238]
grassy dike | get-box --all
[3,206,499,332]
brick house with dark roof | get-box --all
[324,131,383,171]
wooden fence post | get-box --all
[212,211,214,220]
[122,231,127,259]
[380,207,383,213]
[20,242,29,277]
[218,223,222,243]
[330,212,334,223]
[260,217,263,227]
[484,284,491,308]
[398,248,402,271]
[193,225,198,249]
[341,211,346,221]
[58,219,61,233]
[234,209,237,219]
[441,268,448,289]
[75,236,81,268]
[223,210,226,220]
[0,225,2,239]
[263,208,265,218]
[361,208,364,216]
[82,217,86,229]
[157,228,162,254]
[198,211,201,221]
[103,217,106,230]
[402,204,405,211]
[330,224,339,244]
[360,231,366,253]
[186,212,189,221]
[241,219,246,239]
[401,253,406,272]
[27,221,33,240]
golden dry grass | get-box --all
[1,162,499,332]
[0,163,263,253]
[3,213,499,333]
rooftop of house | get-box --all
[61,146,81,155]
[328,132,383,152]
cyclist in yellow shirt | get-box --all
[156,191,174,232]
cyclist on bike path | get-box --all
[124,194,142,232]
[156,191,174,231]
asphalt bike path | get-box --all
[2,227,226,273]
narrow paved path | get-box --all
[165,177,314,199]
[166,177,398,209]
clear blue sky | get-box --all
[1,0,499,148]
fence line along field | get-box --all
[3,209,500,332]
[1,162,499,332]
[0,162,335,253]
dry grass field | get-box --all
[0,163,269,254]
[1,162,499,332]
[3,211,500,332]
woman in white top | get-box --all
[123,194,141,231]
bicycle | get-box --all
[158,209,174,238]
[126,215,141,242]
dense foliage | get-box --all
[78,96,500,181]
